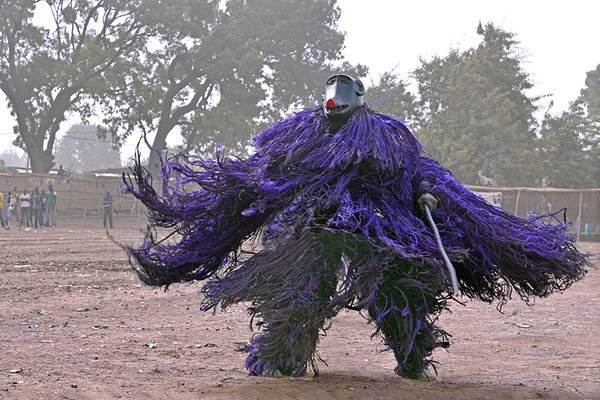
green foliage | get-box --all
[413,23,540,186]
[581,64,600,122]
[54,124,122,173]
[368,25,598,189]
[363,72,420,128]
[0,0,148,173]
[538,98,600,188]
[96,0,366,164]
[4,4,595,190]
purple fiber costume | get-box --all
[123,79,587,379]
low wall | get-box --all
[0,172,138,214]
[2,172,598,241]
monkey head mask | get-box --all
[322,74,365,133]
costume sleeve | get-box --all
[122,152,273,286]
[406,156,455,215]
[410,155,586,302]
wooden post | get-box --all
[514,189,522,217]
[576,190,583,242]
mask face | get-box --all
[322,74,365,132]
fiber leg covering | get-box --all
[201,232,343,376]
[244,274,336,377]
[360,259,450,379]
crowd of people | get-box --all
[0,185,118,230]
[0,184,58,230]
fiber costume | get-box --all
[123,75,587,379]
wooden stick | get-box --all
[424,205,459,294]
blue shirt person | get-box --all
[103,191,114,229]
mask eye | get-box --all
[354,79,365,96]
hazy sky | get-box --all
[1,0,599,159]
[338,0,599,110]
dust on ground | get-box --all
[1,216,599,399]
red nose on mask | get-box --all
[326,99,335,107]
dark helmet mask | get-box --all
[323,74,365,132]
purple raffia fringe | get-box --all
[122,105,588,376]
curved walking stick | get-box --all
[424,204,459,294]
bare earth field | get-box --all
[1,216,599,400]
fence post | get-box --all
[514,189,522,217]
[576,190,583,242]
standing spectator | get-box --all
[7,187,21,227]
[5,189,13,227]
[0,190,5,229]
[41,189,47,226]
[45,185,58,227]
[57,165,66,178]
[5,189,12,226]
[20,189,32,227]
[33,187,44,228]
[103,191,114,229]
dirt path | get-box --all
[1,217,598,399]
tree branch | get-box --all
[171,79,211,122]
[73,1,102,54]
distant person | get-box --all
[41,189,47,226]
[45,185,57,227]
[103,191,113,229]
[0,190,5,229]
[20,189,32,227]
[33,187,44,228]
[57,165,66,178]
[5,189,12,225]
[7,187,20,227]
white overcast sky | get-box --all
[1,0,599,160]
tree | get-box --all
[96,0,366,174]
[542,102,599,189]
[363,72,420,128]
[54,124,121,173]
[581,64,600,122]
[0,0,148,173]
[414,23,540,186]
[0,147,28,168]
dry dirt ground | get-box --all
[1,216,599,400]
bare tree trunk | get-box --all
[27,146,55,173]
[146,125,171,184]
[19,127,54,173]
